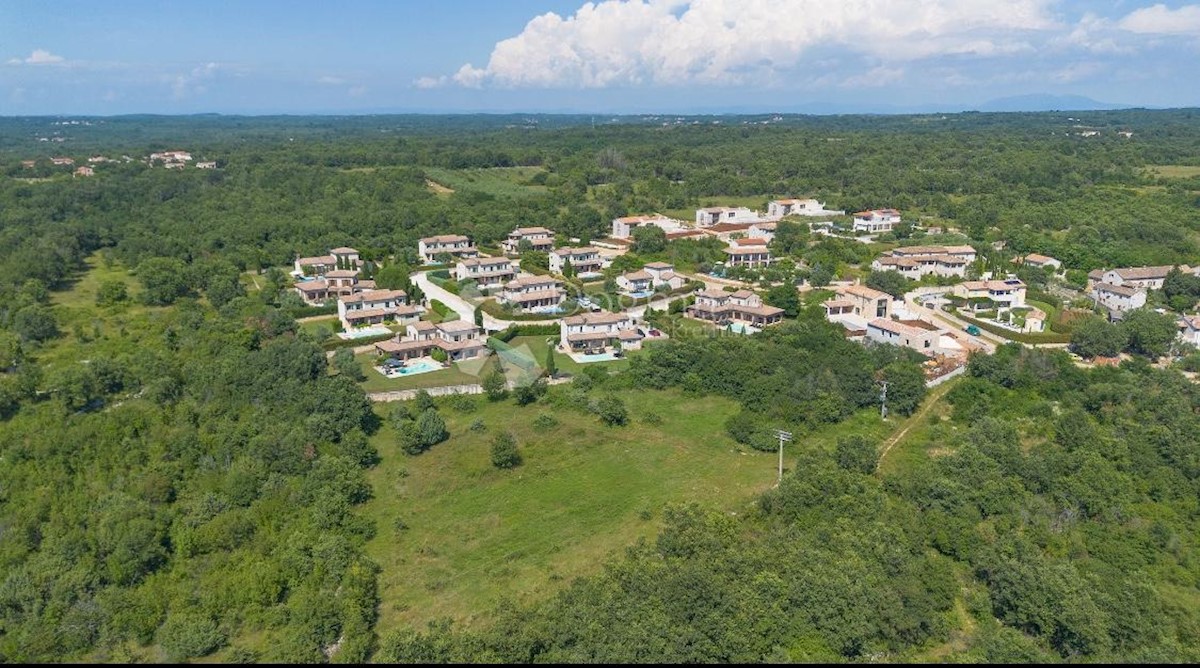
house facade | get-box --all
[1090,282,1147,314]
[499,276,566,311]
[642,262,686,290]
[1100,265,1191,290]
[455,257,516,289]
[833,284,893,319]
[1178,315,1200,347]
[337,289,421,329]
[501,226,555,254]
[871,253,969,279]
[550,247,603,275]
[747,222,777,243]
[294,268,377,305]
[1016,253,1062,271]
[952,278,1027,310]
[419,235,479,264]
[610,215,685,239]
[767,198,843,218]
[695,206,762,226]
[723,246,772,268]
[687,289,784,327]
[560,312,643,354]
[866,318,943,355]
[375,320,487,362]
[852,209,902,233]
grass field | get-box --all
[361,388,781,630]
[1145,165,1200,179]
[423,167,549,199]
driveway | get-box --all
[904,293,1002,352]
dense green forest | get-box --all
[1,111,1198,662]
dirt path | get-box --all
[425,179,454,194]
[875,376,960,473]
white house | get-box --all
[337,289,422,330]
[1100,265,1191,290]
[643,262,686,289]
[1178,315,1200,347]
[499,275,566,311]
[830,284,893,319]
[767,198,843,218]
[550,246,604,275]
[501,226,555,255]
[687,289,784,327]
[294,268,377,305]
[560,312,643,354]
[952,278,1027,310]
[1091,282,1147,314]
[695,206,762,226]
[611,214,685,239]
[454,257,516,289]
[1015,253,1062,272]
[852,209,902,233]
[891,245,977,262]
[419,235,479,264]
[747,221,777,243]
[723,246,772,268]
[866,318,944,355]
[375,320,487,362]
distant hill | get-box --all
[976,94,1132,112]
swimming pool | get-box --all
[726,322,760,335]
[626,290,654,299]
[575,351,620,363]
[337,325,392,340]
[384,359,442,377]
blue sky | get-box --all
[3,0,1200,115]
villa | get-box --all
[871,253,970,279]
[767,198,844,218]
[852,209,902,233]
[1178,315,1200,347]
[1090,282,1147,316]
[50,157,76,166]
[295,267,376,305]
[610,214,686,239]
[337,289,422,330]
[825,284,893,319]
[723,246,772,268]
[501,226,555,254]
[560,312,643,355]
[550,246,603,275]
[687,288,784,328]
[952,278,1027,311]
[695,206,764,226]
[866,318,945,356]
[375,320,487,362]
[747,221,777,243]
[1014,253,1062,271]
[614,262,686,296]
[418,234,479,264]
[73,166,94,177]
[499,275,566,311]
[455,257,516,289]
[295,246,361,276]
[1098,265,1192,291]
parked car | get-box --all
[964,324,981,336]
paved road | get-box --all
[903,293,1002,353]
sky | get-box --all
[3,0,1200,115]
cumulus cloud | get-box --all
[7,48,65,65]
[171,62,220,99]
[317,75,345,85]
[1118,3,1200,35]
[429,0,1062,88]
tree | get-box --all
[483,359,508,401]
[1121,308,1178,359]
[865,270,911,299]
[413,389,436,413]
[632,225,667,254]
[544,345,557,378]
[594,394,628,426]
[1070,317,1126,359]
[808,265,833,287]
[835,435,877,474]
[521,250,549,272]
[375,264,411,291]
[12,305,59,342]
[474,305,484,328]
[333,348,365,381]
[561,259,576,278]
[137,257,193,306]
[881,361,926,416]
[204,271,245,309]
[416,408,449,446]
[765,285,800,318]
[157,612,226,661]
[95,280,129,306]
[490,432,522,469]
[434,252,453,265]
[771,220,809,256]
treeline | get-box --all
[373,345,1200,662]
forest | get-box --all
[0,110,1198,662]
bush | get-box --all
[593,394,628,426]
[470,418,487,432]
[490,432,522,469]
[532,413,559,429]
[157,612,226,661]
[95,279,129,306]
[835,435,878,474]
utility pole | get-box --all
[773,429,793,483]
[880,380,889,420]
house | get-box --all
[295,253,337,276]
[337,289,422,330]
[767,198,843,218]
[695,206,762,226]
[560,312,643,354]
[149,150,192,163]
[375,320,487,362]
[871,253,969,279]
[723,246,772,268]
[455,257,516,290]
[501,226,555,254]
[747,221,777,243]
[890,245,977,261]
[830,284,893,319]
[1090,282,1147,315]
[499,275,566,311]
[642,262,686,290]
[687,289,785,328]
[1015,253,1062,271]
[852,209,901,233]
[50,157,75,166]
[866,318,943,355]
[196,161,217,169]
[952,279,1027,311]
[700,221,756,243]
[615,263,687,296]
[324,269,375,299]
[20,160,36,169]
[615,270,653,295]
[1100,265,1191,290]
[610,214,685,239]
[418,235,478,264]
[1178,315,1200,347]
[550,246,603,275]
[73,166,94,177]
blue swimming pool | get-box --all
[384,359,442,377]
[338,325,392,340]
[576,351,620,363]
[726,322,760,335]
[626,290,654,299]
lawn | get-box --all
[422,166,549,199]
[360,388,780,631]
[1144,164,1200,179]
[662,194,773,220]
[355,351,483,392]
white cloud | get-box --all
[317,75,345,85]
[1119,4,1200,35]
[429,0,1062,89]
[171,62,220,99]
[413,75,447,89]
[7,49,65,65]
[840,66,905,89]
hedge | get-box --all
[492,323,560,343]
[321,331,396,351]
[950,308,1072,344]
[429,299,452,317]
[289,303,337,318]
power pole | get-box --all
[880,380,889,420]
[773,429,793,483]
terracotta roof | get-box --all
[563,312,629,326]
[1095,282,1140,297]
[1111,265,1183,281]
[436,320,480,333]
[567,331,615,342]
[869,318,932,338]
[643,262,673,269]
[340,289,407,304]
[732,237,767,246]
[729,289,757,300]
[410,321,436,332]
[330,247,359,254]
[854,208,900,217]
[617,328,644,340]
[959,279,1026,292]
[508,289,563,303]
[295,280,328,293]
[823,299,855,309]
[325,269,359,279]
[297,254,336,266]
[892,245,974,257]
[459,257,512,268]
[1179,315,1200,330]
[421,234,470,244]
[621,270,652,281]
[737,303,784,317]
[839,284,891,301]
[723,247,770,256]
[511,226,553,236]
[751,222,777,231]
[707,222,755,233]
[553,246,600,256]
[506,275,561,289]
[1023,253,1057,264]
[666,230,706,240]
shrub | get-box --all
[532,413,559,429]
[490,432,522,469]
[593,394,628,426]
[157,612,226,661]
